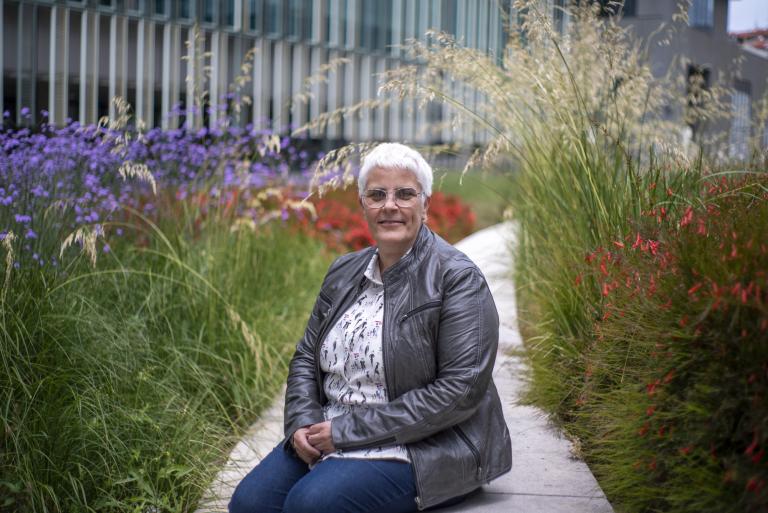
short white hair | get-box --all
[358,143,433,196]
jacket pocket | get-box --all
[399,300,442,323]
[454,426,482,481]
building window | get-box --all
[266,0,283,36]
[179,0,194,20]
[287,0,311,40]
[360,1,377,51]
[594,0,636,17]
[689,0,714,28]
[441,0,457,36]
[324,0,332,43]
[98,0,116,9]
[203,0,217,24]
[222,0,237,28]
[553,0,566,34]
[729,81,751,160]
[246,0,262,32]
[340,0,350,47]
[378,1,392,52]
[125,0,144,14]
[153,0,170,18]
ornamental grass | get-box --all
[0,110,332,511]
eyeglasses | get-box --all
[361,187,425,209]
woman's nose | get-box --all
[382,193,399,209]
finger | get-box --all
[297,436,321,457]
[306,433,326,447]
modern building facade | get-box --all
[1,0,506,146]
[608,0,768,158]
[2,0,767,154]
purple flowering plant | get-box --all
[0,107,316,271]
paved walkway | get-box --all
[197,222,614,513]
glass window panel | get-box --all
[729,88,751,160]
[324,0,332,43]
[266,0,283,35]
[248,0,261,31]
[288,0,302,38]
[440,0,454,33]
[222,0,236,27]
[203,0,216,23]
[154,0,168,16]
[179,0,192,18]
[303,0,313,40]
[125,0,144,12]
[689,0,714,28]
[378,1,391,51]
[340,0,348,46]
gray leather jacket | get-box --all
[283,224,512,509]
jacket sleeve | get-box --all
[282,259,339,446]
[330,266,500,449]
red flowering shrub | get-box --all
[294,188,476,252]
[152,184,476,254]
[576,174,768,511]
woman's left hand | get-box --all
[306,421,336,454]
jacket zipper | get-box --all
[454,426,483,480]
[399,300,442,323]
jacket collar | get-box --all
[380,223,433,285]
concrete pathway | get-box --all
[197,222,614,513]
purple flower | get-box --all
[24,229,37,240]
[20,107,30,118]
[14,214,32,224]
[102,243,111,254]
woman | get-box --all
[229,143,511,513]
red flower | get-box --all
[680,206,694,227]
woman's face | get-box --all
[361,166,429,254]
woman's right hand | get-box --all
[292,427,322,465]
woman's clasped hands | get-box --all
[292,420,336,465]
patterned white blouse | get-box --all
[318,249,410,463]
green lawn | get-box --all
[433,169,516,230]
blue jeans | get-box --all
[229,445,469,513]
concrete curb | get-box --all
[197,222,615,513]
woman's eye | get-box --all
[397,189,417,200]
[368,191,386,201]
